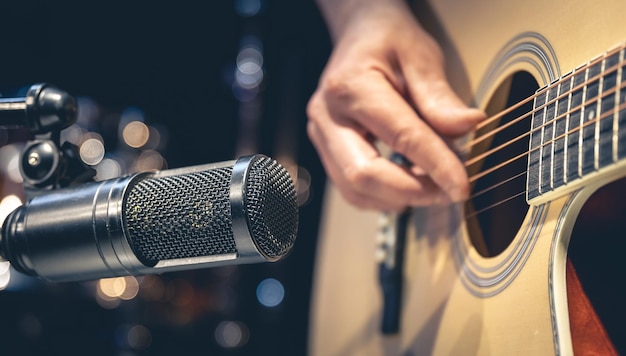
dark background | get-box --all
[0,1,330,355]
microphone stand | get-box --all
[0,83,95,201]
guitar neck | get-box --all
[527,44,626,203]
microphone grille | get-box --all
[123,156,297,266]
[245,155,298,259]
[124,167,237,266]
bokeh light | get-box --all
[96,276,140,309]
[79,137,105,165]
[122,121,150,149]
[0,262,11,291]
[215,321,249,348]
[95,158,122,181]
[234,0,262,17]
[256,278,285,307]
[127,324,152,350]
[134,150,165,172]
[0,144,23,183]
[0,193,22,290]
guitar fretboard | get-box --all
[527,44,626,201]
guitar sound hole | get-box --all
[465,72,538,257]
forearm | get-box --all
[315,0,410,42]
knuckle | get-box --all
[389,125,421,155]
[419,35,445,65]
[321,75,358,103]
[306,120,319,142]
[306,92,323,120]
[343,162,375,191]
[342,190,366,207]
[341,190,378,211]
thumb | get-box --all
[413,78,486,137]
[401,45,485,137]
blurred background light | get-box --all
[127,324,152,350]
[0,194,22,221]
[79,137,105,165]
[0,193,22,290]
[61,125,86,146]
[0,193,22,291]
[234,0,263,17]
[122,121,150,149]
[134,150,165,172]
[0,262,11,291]
[95,158,122,181]
[214,320,249,348]
[235,65,264,89]
[99,277,128,299]
[144,126,163,150]
[0,144,23,183]
[256,278,284,307]
[98,276,140,301]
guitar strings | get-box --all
[465,78,626,171]
[461,99,626,221]
[464,191,526,220]
[467,99,626,184]
[470,44,626,148]
[461,61,625,165]
[462,54,625,181]
[403,46,626,221]
[457,49,625,220]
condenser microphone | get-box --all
[0,154,298,283]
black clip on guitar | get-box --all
[377,152,411,335]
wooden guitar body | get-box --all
[309,1,626,355]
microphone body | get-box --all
[0,155,298,282]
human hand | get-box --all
[307,0,485,212]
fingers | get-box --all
[307,89,452,212]
[318,70,472,203]
[388,27,486,137]
[306,3,486,211]
[403,61,486,137]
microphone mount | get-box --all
[0,83,95,201]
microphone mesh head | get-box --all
[245,156,298,259]
[123,156,297,266]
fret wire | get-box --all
[531,89,550,194]
[614,49,624,162]
[550,84,560,189]
[466,46,625,153]
[550,102,626,156]
[465,80,626,169]
[465,45,626,214]
[532,46,623,112]
[594,59,606,170]
[468,108,622,219]
[468,100,626,183]
[578,66,589,179]
[564,74,573,184]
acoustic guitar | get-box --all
[309,0,626,354]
